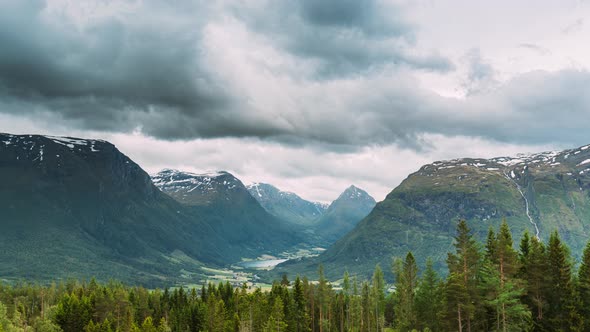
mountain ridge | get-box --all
[246,182,328,226]
[274,142,590,280]
[0,133,299,285]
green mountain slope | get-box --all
[0,134,213,285]
[313,185,376,243]
[246,183,375,246]
[0,134,300,285]
[275,144,590,280]
[152,169,304,256]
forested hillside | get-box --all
[0,134,300,285]
[1,220,589,331]
[279,144,590,280]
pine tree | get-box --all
[393,253,418,331]
[446,220,481,332]
[414,259,443,332]
[577,240,590,331]
[485,227,497,262]
[141,317,157,332]
[292,276,308,332]
[371,264,386,332]
[263,298,287,332]
[342,271,351,332]
[157,317,171,332]
[546,231,578,331]
[517,230,531,282]
[522,235,548,330]
[316,265,330,332]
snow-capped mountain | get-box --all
[246,183,328,226]
[152,169,244,206]
[0,133,302,285]
[152,169,304,252]
[278,142,590,280]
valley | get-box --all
[4,132,590,331]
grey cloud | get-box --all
[234,0,454,78]
[0,0,454,143]
[0,0,233,137]
[461,49,497,95]
[2,1,590,151]
[299,0,406,37]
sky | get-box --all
[1,0,590,203]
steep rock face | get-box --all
[276,144,590,279]
[0,134,205,284]
[152,169,303,258]
[313,185,376,243]
[246,183,328,226]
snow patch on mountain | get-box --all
[151,169,239,195]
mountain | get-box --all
[246,183,375,245]
[0,134,299,285]
[0,133,211,285]
[152,169,303,257]
[246,183,328,226]
[313,185,376,243]
[153,169,247,206]
[275,144,590,280]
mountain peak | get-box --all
[312,185,377,243]
[336,185,374,203]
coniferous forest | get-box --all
[2,220,590,332]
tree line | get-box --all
[1,219,590,331]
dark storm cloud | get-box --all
[0,0,451,142]
[233,0,454,78]
[1,1,590,150]
[0,0,237,139]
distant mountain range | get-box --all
[0,132,375,285]
[151,169,304,257]
[15,132,590,285]
[275,143,590,280]
[246,183,328,226]
[0,134,300,285]
[247,183,375,244]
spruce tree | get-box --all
[546,231,578,331]
[414,259,443,332]
[446,220,481,332]
[577,240,590,331]
[371,264,386,332]
[393,253,418,331]
[522,235,548,330]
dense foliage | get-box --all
[2,220,590,331]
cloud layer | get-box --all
[1,0,590,200]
